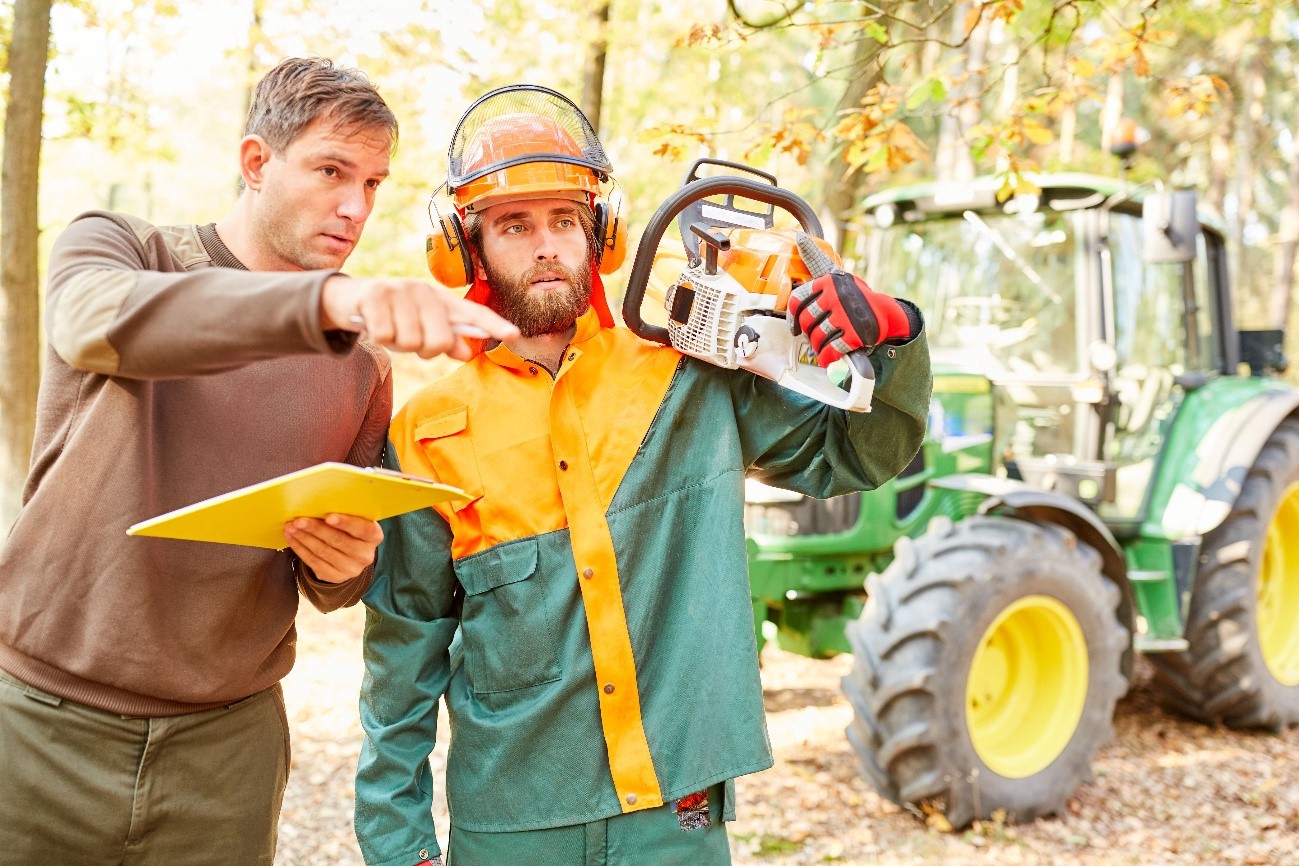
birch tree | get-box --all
[0,0,52,531]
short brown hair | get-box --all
[244,56,398,153]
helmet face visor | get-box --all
[447,85,611,212]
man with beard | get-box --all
[354,85,932,866]
[0,57,515,865]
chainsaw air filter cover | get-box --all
[665,267,775,368]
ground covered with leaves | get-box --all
[277,604,1299,866]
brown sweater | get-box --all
[0,211,392,716]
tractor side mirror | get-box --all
[1142,190,1198,263]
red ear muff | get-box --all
[426,213,473,288]
[593,201,626,275]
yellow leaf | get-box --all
[1134,47,1150,77]
[1071,58,1097,80]
[996,176,1015,203]
[1023,122,1054,146]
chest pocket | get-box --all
[415,406,484,511]
[453,537,562,695]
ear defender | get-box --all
[594,201,627,275]
[425,213,474,288]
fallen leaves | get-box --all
[275,607,1299,866]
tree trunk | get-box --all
[1,0,53,532]
[581,1,612,134]
[823,22,892,254]
[1206,73,1235,216]
[1100,73,1124,155]
[1269,107,1299,332]
[1237,46,1266,298]
[237,0,268,196]
[934,2,989,182]
[1058,99,1076,166]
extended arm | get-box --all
[46,212,352,378]
[45,212,518,378]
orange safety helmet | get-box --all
[446,84,611,213]
[427,84,625,337]
[452,116,603,213]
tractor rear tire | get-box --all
[1149,418,1299,729]
[842,516,1128,828]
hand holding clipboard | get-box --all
[127,462,467,550]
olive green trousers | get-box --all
[446,783,732,866]
[0,668,290,866]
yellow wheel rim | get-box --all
[966,595,1089,778]
[1259,481,1299,686]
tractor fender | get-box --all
[929,474,1135,637]
[1155,388,1299,539]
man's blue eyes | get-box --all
[503,220,577,233]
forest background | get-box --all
[0,0,1297,532]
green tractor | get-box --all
[743,173,1299,826]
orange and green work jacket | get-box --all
[354,309,931,866]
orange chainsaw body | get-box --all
[716,228,842,311]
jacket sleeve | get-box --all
[731,322,933,497]
[297,355,395,612]
[45,211,354,379]
[354,442,458,866]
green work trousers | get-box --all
[447,783,732,866]
[0,668,290,866]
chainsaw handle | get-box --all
[680,157,777,188]
[623,176,825,345]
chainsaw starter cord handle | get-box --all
[623,176,825,345]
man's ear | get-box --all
[471,246,488,282]
[238,135,273,191]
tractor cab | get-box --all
[745,175,1267,621]
[857,175,1235,524]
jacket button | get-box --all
[582,568,594,579]
[603,683,615,694]
[568,352,576,361]
[529,366,538,374]
[558,460,569,471]
[625,793,638,805]
[419,850,429,860]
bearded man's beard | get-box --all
[483,256,593,338]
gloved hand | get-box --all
[788,271,911,368]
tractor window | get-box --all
[1103,212,1186,519]
[1109,213,1187,372]
[871,207,1087,472]
[871,209,1082,377]
[1108,214,1220,375]
[1192,232,1223,371]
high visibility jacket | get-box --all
[355,310,931,866]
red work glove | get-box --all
[788,271,911,368]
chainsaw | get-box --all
[622,158,874,412]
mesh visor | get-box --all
[447,85,612,189]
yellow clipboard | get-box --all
[127,462,467,550]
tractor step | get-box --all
[1134,635,1189,652]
